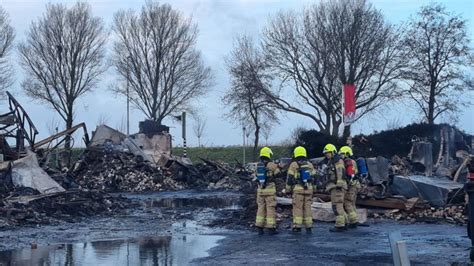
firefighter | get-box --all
[285,146,316,233]
[339,146,360,228]
[255,147,280,235]
[321,144,347,232]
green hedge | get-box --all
[172,146,292,164]
[45,146,292,167]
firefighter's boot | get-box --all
[329,227,346,233]
[292,228,302,233]
[348,223,358,229]
[268,228,278,235]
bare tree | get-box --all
[192,115,206,147]
[223,36,278,160]
[46,117,61,136]
[19,2,107,162]
[291,125,307,143]
[112,1,212,124]
[402,3,474,124]
[262,0,404,137]
[386,117,403,130]
[0,6,14,97]
[261,122,272,145]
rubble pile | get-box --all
[390,155,413,176]
[352,123,472,159]
[72,147,185,192]
[0,190,128,228]
[69,145,252,193]
[197,158,252,190]
[373,204,467,225]
[0,94,470,231]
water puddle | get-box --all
[124,191,242,210]
[148,196,240,209]
[0,220,224,265]
[0,232,223,265]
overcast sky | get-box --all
[1,0,473,147]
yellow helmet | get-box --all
[259,147,273,159]
[293,146,307,158]
[339,146,353,156]
[323,144,337,154]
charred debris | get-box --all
[0,92,472,228]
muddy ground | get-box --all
[0,190,470,265]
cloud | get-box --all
[0,0,472,148]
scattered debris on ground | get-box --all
[0,190,128,228]
[0,91,472,230]
[371,204,467,225]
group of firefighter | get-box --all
[254,144,368,234]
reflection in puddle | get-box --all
[0,233,223,265]
[147,196,240,209]
[122,191,242,210]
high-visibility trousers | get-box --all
[292,190,313,228]
[330,188,346,228]
[256,193,277,228]
[344,185,359,225]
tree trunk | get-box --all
[331,122,338,137]
[324,111,331,135]
[156,116,163,125]
[342,124,351,140]
[427,84,436,124]
[331,114,341,137]
[63,107,74,168]
[253,125,260,161]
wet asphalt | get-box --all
[0,190,470,265]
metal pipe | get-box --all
[243,126,246,165]
[126,73,130,137]
[465,180,474,262]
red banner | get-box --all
[343,84,356,125]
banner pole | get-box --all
[342,84,345,128]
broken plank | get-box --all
[6,191,76,205]
[0,207,26,214]
[357,197,409,210]
[313,193,331,202]
[200,158,233,174]
[453,156,470,183]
